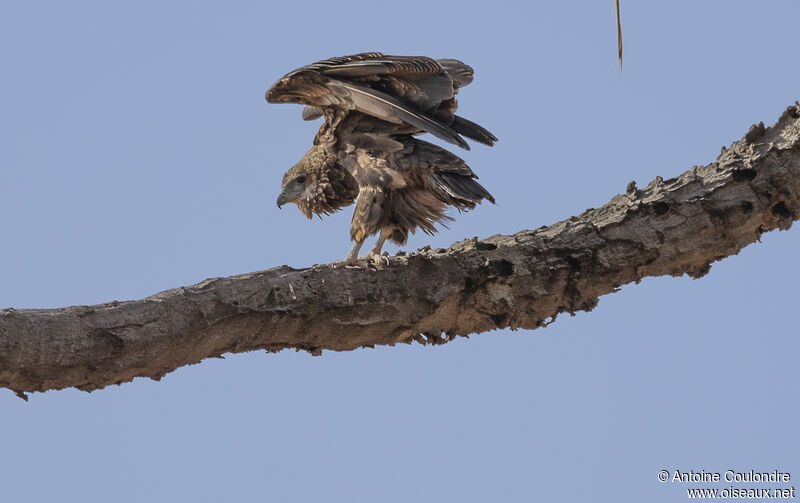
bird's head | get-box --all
[276,146,357,219]
[276,162,314,215]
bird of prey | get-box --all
[266,52,496,266]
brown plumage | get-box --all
[268,52,496,265]
[281,147,358,219]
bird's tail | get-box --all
[432,172,495,209]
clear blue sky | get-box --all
[1,1,798,501]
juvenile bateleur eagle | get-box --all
[266,52,496,266]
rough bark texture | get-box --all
[2,104,800,398]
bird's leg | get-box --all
[359,229,391,265]
[346,240,364,263]
[332,239,364,268]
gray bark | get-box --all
[2,104,799,398]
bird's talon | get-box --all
[331,257,376,269]
[357,252,390,266]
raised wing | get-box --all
[303,53,444,79]
[266,53,494,150]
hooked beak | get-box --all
[276,191,288,209]
[277,183,304,209]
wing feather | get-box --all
[266,53,495,151]
[302,105,323,121]
[318,55,443,79]
[450,115,498,146]
[336,81,469,150]
[437,59,474,88]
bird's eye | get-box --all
[296,176,306,184]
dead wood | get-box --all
[2,103,799,398]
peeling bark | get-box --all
[2,104,800,398]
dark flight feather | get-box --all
[336,80,469,150]
[450,115,498,146]
[437,59,474,87]
[317,56,443,79]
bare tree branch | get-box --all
[2,104,799,398]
